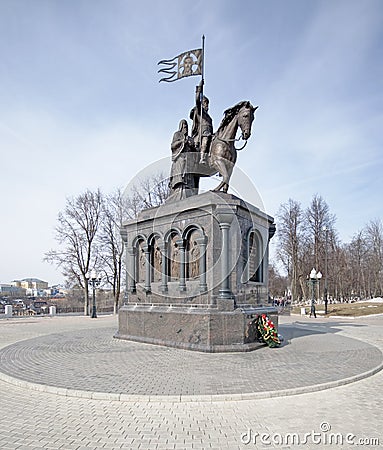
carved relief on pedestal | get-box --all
[187,230,200,279]
[248,231,263,283]
[137,241,146,283]
[152,239,162,282]
[169,234,180,281]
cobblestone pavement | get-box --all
[0,318,381,399]
[0,314,382,449]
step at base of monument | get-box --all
[115,304,278,352]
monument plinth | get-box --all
[116,191,277,352]
[116,44,277,351]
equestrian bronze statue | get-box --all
[168,88,257,199]
[159,41,258,199]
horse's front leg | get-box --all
[213,180,227,192]
[211,158,230,192]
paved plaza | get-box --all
[0,313,382,449]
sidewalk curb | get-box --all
[1,358,382,403]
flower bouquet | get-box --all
[257,313,281,348]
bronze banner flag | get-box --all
[158,48,202,83]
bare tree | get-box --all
[268,264,288,298]
[275,195,339,302]
[305,194,336,269]
[347,231,369,299]
[128,172,170,210]
[273,194,383,303]
[45,189,103,315]
[97,189,128,314]
[337,221,383,301]
[364,219,383,297]
[97,174,170,313]
[276,199,305,301]
[305,194,337,299]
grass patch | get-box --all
[292,302,383,317]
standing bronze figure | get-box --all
[189,80,213,164]
[167,119,199,201]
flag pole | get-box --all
[198,35,205,154]
[201,34,205,81]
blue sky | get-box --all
[0,0,382,285]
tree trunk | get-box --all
[84,282,89,316]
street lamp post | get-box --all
[87,269,101,319]
[323,226,329,315]
[309,268,322,318]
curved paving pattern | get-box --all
[0,315,383,449]
[0,323,382,400]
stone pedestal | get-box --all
[117,305,278,352]
[115,191,277,352]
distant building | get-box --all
[0,284,26,297]
[48,284,67,298]
[12,278,49,290]
[11,278,49,297]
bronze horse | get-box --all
[208,101,257,193]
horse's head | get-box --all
[238,102,258,140]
